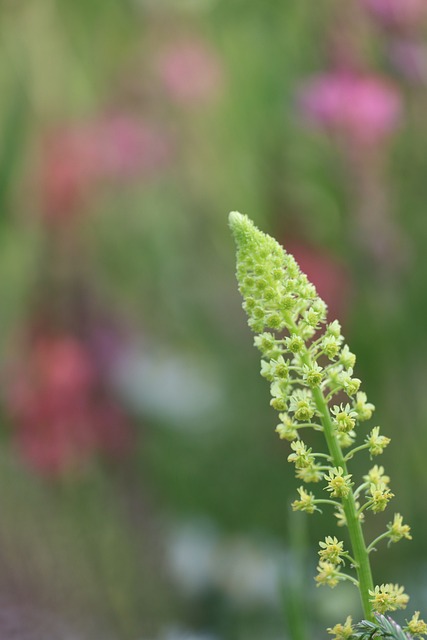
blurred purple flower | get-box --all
[361,0,427,29]
[298,71,402,146]
[388,39,427,83]
[156,39,223,106]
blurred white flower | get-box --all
[216,537,285,608]
[113,344,224,428]
[167,520,220,596]
[161,626,219,640]
[166,518,289,610]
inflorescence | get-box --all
[229,212,424,638]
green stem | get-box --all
[311,385,374,620]
[339,573,360,587]
[344,444,370,462]
[367,531,390,554]
[285,314,375,619]
[358,501,373,516]
[314,499,342,508]
[296,423,325,431]
[354,482,369,501]
[342,552,356,566]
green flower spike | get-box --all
[229,212,413,624]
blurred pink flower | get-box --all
[298,71,402,146]
[40,127,100,221]
[361,0,427,29]
[156,39,223,105]
[7,334,133,477]
[39,115,171,222]
[388,39,427,83]
[94,114,171,179]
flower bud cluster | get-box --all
[229,212,413,619]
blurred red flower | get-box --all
[39,115,171,222]
[6,334,133,477]
[283,238,351,323]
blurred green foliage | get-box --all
[0,1,426,639]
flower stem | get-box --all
[311,384,374,620]
[339,573,360,588]
[314,499,343,509]
[344,444,370,462]
[367,531,390,554]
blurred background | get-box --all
[0,0,427,638]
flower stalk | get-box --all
[312,384,375,619]
[228,211,421,636]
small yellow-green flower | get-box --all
[353,391,374,421]
[321,335,342,360]
[338,368,361,397]
[339,345,356,370]
[364,465,390,487]
[291,487,318,514]
[315,560,341,588]
[327,616,353,640]
[366,427,390,457]
[271,356,290,380]
[336,430,356,449]
[326,320,342,338]
[253,332,278,357]
[289,389,316,422]
[325,467,353,499]
[369,483,394,513]
[369,583,409,613]
[288,440,315,469]
[285,334,304,354]
[331,403,358,434]
[319,536,346,565]
[296,463,324,483]
[270,380,289,412]
[406,612,427,637]
[387,513,412,543]
[303,363,323,387]
[275,414,298,441]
